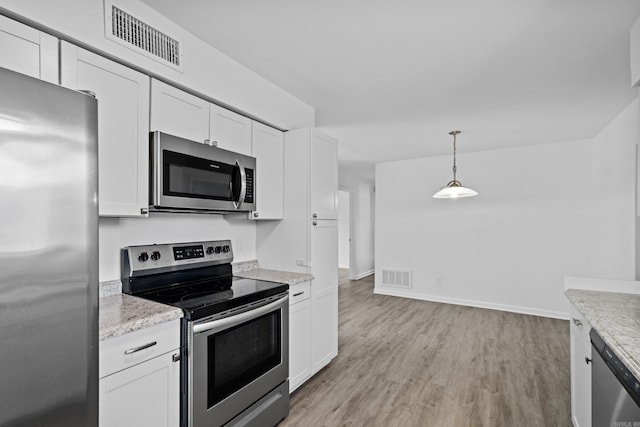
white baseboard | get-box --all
[373,287,569,320]
[354,270,374,280]
[338,264,350,269]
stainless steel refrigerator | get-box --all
[0,67,98,426]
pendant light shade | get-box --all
[432,130,478,199]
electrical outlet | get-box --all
[436,276,443,286]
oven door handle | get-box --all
[193,294,288,334]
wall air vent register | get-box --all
[104,1,183,71]
[381,269,412,288]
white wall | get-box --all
[590,96,639,280]
[375,140,593,318]
[99,214,256,281]
[0,0,314,130]
[339,163,375,279]
[338,190,350,268]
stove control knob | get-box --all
[222,245,230,253]
[138,252,149,262]
[214,246,222,254]
[150,251,161,261]
[206,246,214,255]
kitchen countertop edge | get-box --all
[565,288,640,383]
[99,293,183,341]
[98,262,310,340]
[234,267,314,285]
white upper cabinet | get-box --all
[60,42,150,217]
[310,132,339,220]
[0,15,57,83]
[250,122,284,220]
[150,79,209,143]
[150,79,253,156]
[210,104,252,155]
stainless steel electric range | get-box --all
[121,240,289,427]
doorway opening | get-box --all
[338,189,354,281]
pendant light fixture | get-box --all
[432,130,478,199]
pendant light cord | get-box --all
[452,132,457,181]
[450,130,460,182]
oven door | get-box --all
[190,293,289,427]
[151,131,256,212]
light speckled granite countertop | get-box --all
[99,288,182,341]
[98,280,182,341]
[565,289,640,382]
[98,261,308,341]
[233,260,314,285]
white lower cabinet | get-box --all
[100,351,180,427]
[569,303,592,427]
[289,281,311,393]
[99,319,180,427]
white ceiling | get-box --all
[141,0,640,165]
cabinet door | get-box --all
[310,132,338,220]
[289,298,311,392]
[99,350,180,427]
[60,42,150,217]
[250,122,284,220]
[209,104,252,155]
[570,328,592,427]
[310,220,339,374]
[150,79,209,143]
[0,15,57,83]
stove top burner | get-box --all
[138,276,287,320]
[121,240,289,321]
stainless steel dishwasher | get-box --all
[590,329,640,426]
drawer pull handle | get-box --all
[293,291,305,297]
[124,341,157,355]
[585,357,592,365]
[572,318,582,327]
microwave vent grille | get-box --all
[106,4,182,69]
[381,269,412,288]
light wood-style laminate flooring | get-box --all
[279,270,570,427]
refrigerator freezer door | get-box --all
[0,67,98,426]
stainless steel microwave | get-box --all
[149,131,256,213]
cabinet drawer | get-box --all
[289,281,311,305]
[100,319,180,378]
[568,301,592,344]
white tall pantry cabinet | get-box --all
[257,128,339,389]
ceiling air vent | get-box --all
[381,269,412,289]
[104,2,183,70]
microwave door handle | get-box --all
[233,159,247,209]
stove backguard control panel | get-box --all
[123,240,234,275]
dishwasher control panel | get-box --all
[591,328,640,405]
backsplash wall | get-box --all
[99,214,256,282]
